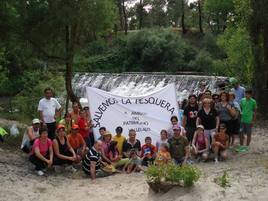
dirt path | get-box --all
[0,125,267,201]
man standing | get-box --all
[38,87,61,139]
[82,140,111,181]
[230,77,245,103]
[168,125,190,165]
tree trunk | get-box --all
[249,0,268,119]
[65,25,79,105]
[181,0,186,34]
[117,0,124,30]
[198,0,203,33]
[122,0,128,35]
[138,0,143,29]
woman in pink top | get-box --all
[191,125,209,161]
[29,127,53,176]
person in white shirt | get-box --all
[38,87,62,139]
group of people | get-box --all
[21,78,257,180]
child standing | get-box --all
[155,143,171,166]
[240,89,257,147]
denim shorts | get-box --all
[241,123,252,135]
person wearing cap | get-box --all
[67,124,87,161]
[167,116,185,138]
[182,94,199,143]
[29,127,53,176]
[122,129,141,158]
[38,87,62,140]
[212,123,229,163]
[53,125,77,167]
[21,118,41,153]
[101,131,112,164]
[112,126,126,156]
[230,77,245,104]
[168,125,190,165]
[191,125,209,161]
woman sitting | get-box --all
[53,125,77,167]
[108,141,128,168]
[29,127,53,176]
[191,125,209,161]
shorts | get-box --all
[241,123,252,135]
[229,119,240,135]
[204,129,216,143]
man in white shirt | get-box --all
[38,87,62,139]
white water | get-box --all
[73,73,226,102]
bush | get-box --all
[146,163,201,187]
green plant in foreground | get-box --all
[145,163,201,187]
[214,171,231,188]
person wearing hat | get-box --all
[191,125,209,161]
[101,131,112,164]
[21,118,41,153]
[212,123,229,163]
[53,125,77,167]
[230,77,245,104]
[168,125,190,165]
[67,124,87,161]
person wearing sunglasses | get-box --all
[212,123,229,163]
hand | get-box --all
[47,159,53,167]
[226,104,231,110]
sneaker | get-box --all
[37,170,44,176]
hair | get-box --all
[181,99,188,110]
[245,89,253,94]
[202,98,212,104]
[145,136,152,142]
[219,91,229,102]
[212,93,219,98]
[39,127,48,135]
[160,129,168,137]
[129,129,136,134]
[116,126,123,132]
[160,143,169,152]
[205,90,212,95]
[44,87,52,93]
[99,127,106,131]
[170,116,178,122]
[228,92,236,99]
[188,94,197,100]
[79,109,85,114]
[109,141,118,157]
[64,113,71,118]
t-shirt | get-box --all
[68,133,85,150]
[38,98,61,123]
[214,133,229,147]
[231,86,245,103]
[197,108,218,130]
[183,105,199,128]
[240,98,257,124]
[78,117,89,138]
[168,136,189,160]
[122,139,141,157]
[155,151,171,166]
[216,102,234,122]
[82,147,101,174]
[141,144,157,158]
[31,138,52,156]
[112,135,126,155]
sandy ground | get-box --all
[0,123,268,201]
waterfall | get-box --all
[73,73,227,102]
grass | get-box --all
[214,171,231,188]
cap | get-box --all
[71,124,79,130]
[32,119,40,124]
[57,124,65,130]
[196,125,204,130]
[172,125,181,130]
[229,77,238,85]
[103,131,112,136]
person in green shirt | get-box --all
[240,89,257,146]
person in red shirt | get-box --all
[78,109,91,148]
[141,136,156,166]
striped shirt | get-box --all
[82,147,101,174]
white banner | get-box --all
[86,84,179,143]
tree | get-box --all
[197,0,203,33]
[167,0,187,33]
[249,0,268,118]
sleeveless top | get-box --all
[196,134,206,150]
[56,136,69,154]
[21,126,39,149]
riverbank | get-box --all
[0,122,267,201]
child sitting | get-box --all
[212,123,229,163]
[123,149,142,174]
[155,143,171,166]
[141,136,157,166]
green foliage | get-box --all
[12,70,65,119]
[146,163,201,187]
[214,171,231,188]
